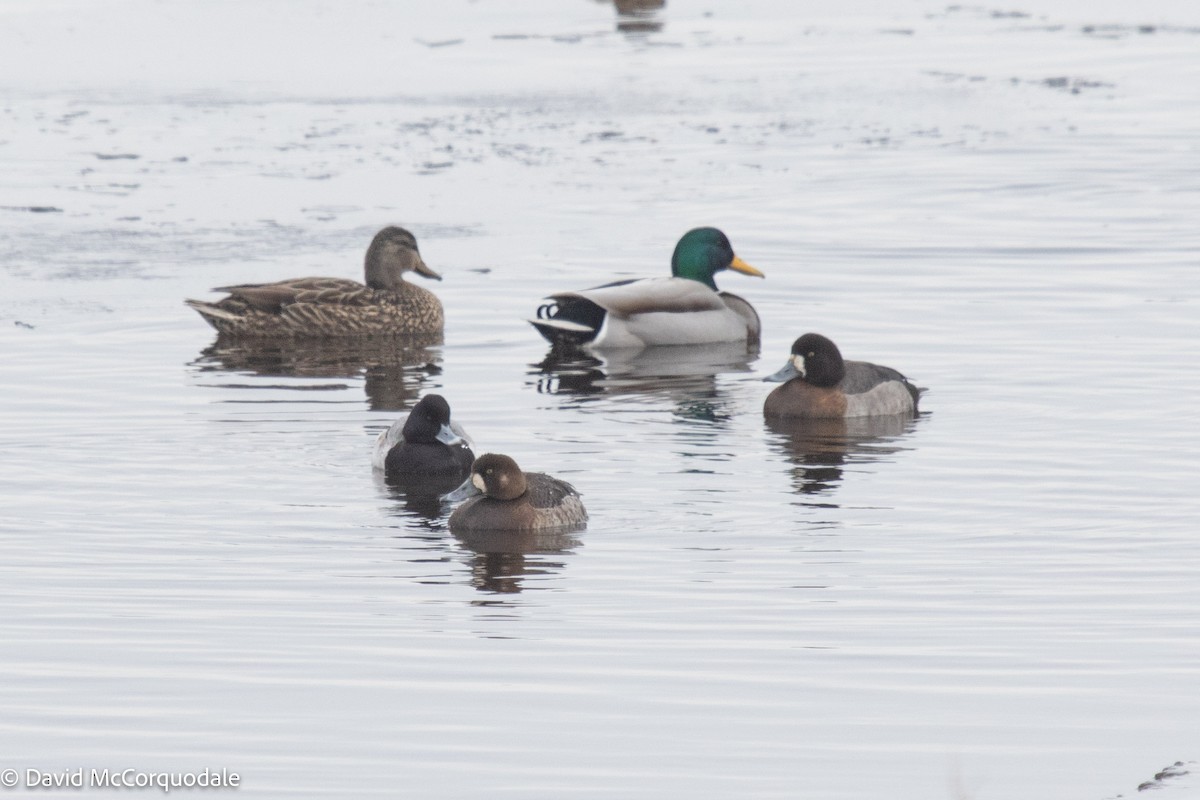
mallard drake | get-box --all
[372,394,475,480]
[446,453,587,532]
[763,333,924,418]
[529,227,764,350]
[186,226,443,337]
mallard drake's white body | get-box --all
[534,277,760,349]
[530,227,763,351]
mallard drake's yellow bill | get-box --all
[728,255,764,278]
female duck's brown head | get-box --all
[364,226,442,291]
[469,453,528,501]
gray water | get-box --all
[2,1,1199,798]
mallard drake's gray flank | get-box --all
[372,394,475,479]
[446,453,587,532]
[186,226,444,338]
[529,227,763,350]
[763,333,924,418]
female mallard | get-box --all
[447,454,587,532]
[763,333,924,418]
[186,226,443,337]
[530,227,764,350]
[371,393,475,480]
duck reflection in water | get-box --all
[191,334,443,412]
[533,341,758,425]
[765,414,920,498]
[532,339,758,415]
[457,529,582,594]
[378,487,582,593]
[612,0,665,34]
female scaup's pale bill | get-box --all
[763,333,924,419]
[447,454,587,532]
[186,226,444,338]
[530,227,764,350]
[372,394,474,481]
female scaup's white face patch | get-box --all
[791,354,806,377]
[472,473,487,493]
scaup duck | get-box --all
[447,453,587,532]
[372,394,474,480]
[763,333,923,418]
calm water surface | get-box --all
[2,1,1199,798]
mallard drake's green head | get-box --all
[670,227,764,290]
[365,226,442,292]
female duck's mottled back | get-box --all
[763,333,924,419]
[186,226,444,338]
[447,453,587,532]
[530,227,764,350]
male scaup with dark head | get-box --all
[372,394,474,481]
[447,454,587,532]
[763,333,923,418]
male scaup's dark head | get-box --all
[764,333,923,419]
[447,453,588,533]
[401,394,459,446]
[372,394,475,483]
[765,332,845,387]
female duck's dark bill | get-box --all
[443,475,481,502]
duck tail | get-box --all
[528,298,603,347]
[185,299,238,332]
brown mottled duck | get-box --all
[186,226,443,338]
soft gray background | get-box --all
[2,1,1198,798]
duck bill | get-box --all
[414,258,443,281]
[764,360,801,382]
[443,475,482,502]
[436,424,463,447]
[728,255,764,278]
